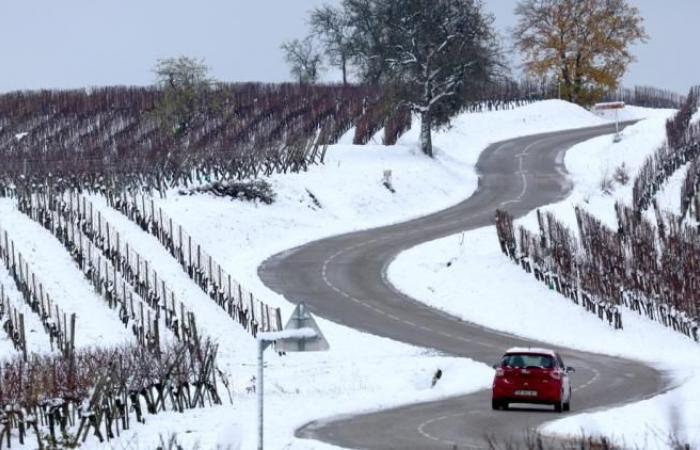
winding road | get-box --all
[259,122,668,449]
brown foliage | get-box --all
[513,0,648,105]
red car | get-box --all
[491,347,574,412]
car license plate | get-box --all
[515,390,537,397]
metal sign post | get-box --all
[256,303,329,450]
[592,101,625,143]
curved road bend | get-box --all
[259,122,668,449]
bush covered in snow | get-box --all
[181,180,276,204]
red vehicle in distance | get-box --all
[492,347,574,412]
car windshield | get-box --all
[502,353,554,369]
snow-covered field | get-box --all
[0,200,133,349]
[1,100,690,449]
[389,107,700,449]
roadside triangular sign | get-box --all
[275,303,329,352]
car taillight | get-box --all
[550,370,561,380]
[495,368,504,377]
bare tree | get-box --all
[310,5,354,86]
[281,37,324,85]
[354,0,500,157]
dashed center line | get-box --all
[310,132,618,446]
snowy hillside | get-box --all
[0,100,681,449]
[134,100,620,449]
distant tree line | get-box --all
[0,77,578,196]
[0,83,383,195]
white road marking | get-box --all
[417,414,460,446]
[416,413,485,449]
[573,366,601,392]
[305,126,625,447]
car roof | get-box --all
[504,347,557,357]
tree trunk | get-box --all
[341,55,347,86]
[559,54,573,103]
[420,110,433,158]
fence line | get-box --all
[104,192,283,336]
[0,227,75,357]
[495,210,624,330]
[14,196,204,353]
[0,285,28,359]
[0,339,222,449]
[20,191,207,352]
[496,208,699,343]
[633,87,699,212]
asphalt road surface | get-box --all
[259,123,669,449]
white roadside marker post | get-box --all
[614,106,622,142]
[256,303,330,450]
[257,338,268,450]
[592,101,625,143]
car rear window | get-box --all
[501,353,555,369]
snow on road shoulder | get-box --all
[96,317,489,450]
[389,226,698,366]
[400,99,608,166]
[0,199,131,348]
[388,108,700,449]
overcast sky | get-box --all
[1,0,696,94]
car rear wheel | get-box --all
[554,390,566,413]
[491,399,507,410]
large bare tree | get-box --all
[513,0,648,105]
[338,0,499,157]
